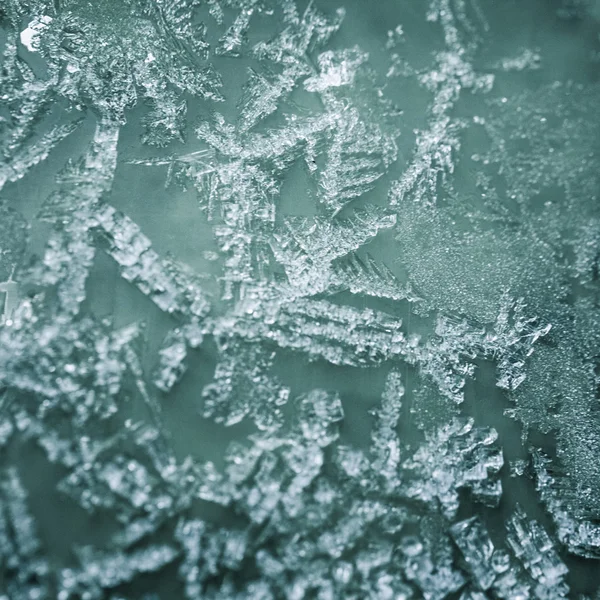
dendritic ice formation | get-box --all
[1,0,600,597]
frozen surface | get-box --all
[1,0,600,597]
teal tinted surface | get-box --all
[1,0,600,598]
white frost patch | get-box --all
[304,47,368,93]
[20,16,52,53]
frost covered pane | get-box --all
[1,0,600,597]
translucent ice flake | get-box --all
[297,389,343,447]
[60,544,178,598]
[332,252,419,303]
[495,49,542,72]
[506,506,569,598]
[487,294,552,393]
[389,2,493,208]
[34,119,120,315]
[401,418,503,518]
[316,104,397,215]
[533,450,600,559]
[303,47,368,93]
[317,501,386,559]
[253,2,345,67]
[388,112,462,207]
[237,66,300,132]
[202,343,289,430]
[370,370,403,482]
[0,36,84,190]
[403,536,466,600]
[152,0,211,61]
[450,517,496,590]
[217,296,407,367]
[20,15,53,53]
[275,205,393,270]
[153,328,189,393]
[94,204,210,322]
[0,468,50,600]
[216,0,262,57]
[0,118,82,191]
[272,205,406,300]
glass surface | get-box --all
[1,0,600,597]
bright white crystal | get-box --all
[20,16,52,53]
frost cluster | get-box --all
[0,0,599,597]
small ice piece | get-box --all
[510,459,528,478]
[506,506,569,598]
[385,25,405,49]
[317,501,385,558]
[20,16,52,53]
[450,517,496,590]
[297,389,344,447]
[335,445,369,479]
[304,47,368,93]
[497,49,541,71]
[404,545,465,600]
[401,418,503,518]
[370,370,404,481]
[68,544,178,591]
[99,457,154,509]
[221,529,248,569]
[154,329,188,392]
[0,270,18,326]
[202,343,289,430]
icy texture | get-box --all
[506,507,570,598]
[0,469,51,600]
[450,513,569,599]
[202,343,290,430]
[401,418,503,517]
[533,451,600,559]
[450,518,496,590]
[171,380,505,599]
[1,0,600,597]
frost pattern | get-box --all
[1,0,599,597]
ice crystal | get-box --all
[60,544,178,599]
[271,205,402,298]
[506,506,569,598]
[316,103,397,215]
[202,342,289,430]
[170,380,505,598]
[401,418,503,518]
[0,469,50,600]
[450,517,496,591]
